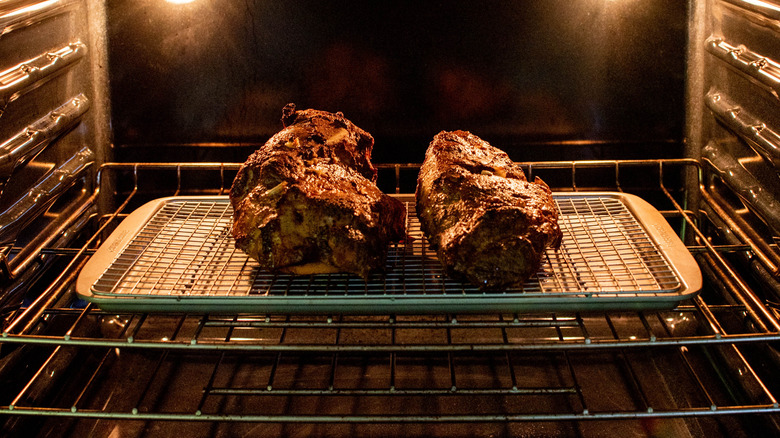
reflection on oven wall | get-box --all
[106,0,686,162]
[0,0,109,284]
[700,0,780,231]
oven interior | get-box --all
[1,0,780,436]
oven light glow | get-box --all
[1,0,60,21]
[741,0,780,13]
[166,0,196,4]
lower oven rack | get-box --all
[1,159,779,436]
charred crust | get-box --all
[281,103,297,127]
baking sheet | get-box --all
[76,194,702,313]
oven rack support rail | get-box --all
[0,159,779,426]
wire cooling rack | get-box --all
[77,194,701,313]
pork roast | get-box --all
[230,104,406,278]
[415,130,562,290]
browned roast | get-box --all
[415,130,562,290]
[230,104,406,278]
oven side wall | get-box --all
[0,0,107,305]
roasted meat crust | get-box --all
[415,130,562,290]
[230,104,406,278]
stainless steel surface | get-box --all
[0,42,85,110]
[706,37,780,100]
[721,0,780,22]
[0,94,88,195]
[0,0,72,38]
[702,141,780,232]
[0,146,92,243]
[0,0,105,312]
[689,0,780,333]
[696,0,780,219]
[0,0,103,260]
[705,90,780,170]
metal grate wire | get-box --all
[90,195,681,302]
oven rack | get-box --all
[0,305,779,428]
[1,159,779,433]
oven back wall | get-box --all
[106,0,687,163]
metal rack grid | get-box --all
[1,305,779,434]
[1,159,780,436]
[84,194,683,311]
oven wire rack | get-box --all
[1,160,779,433]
